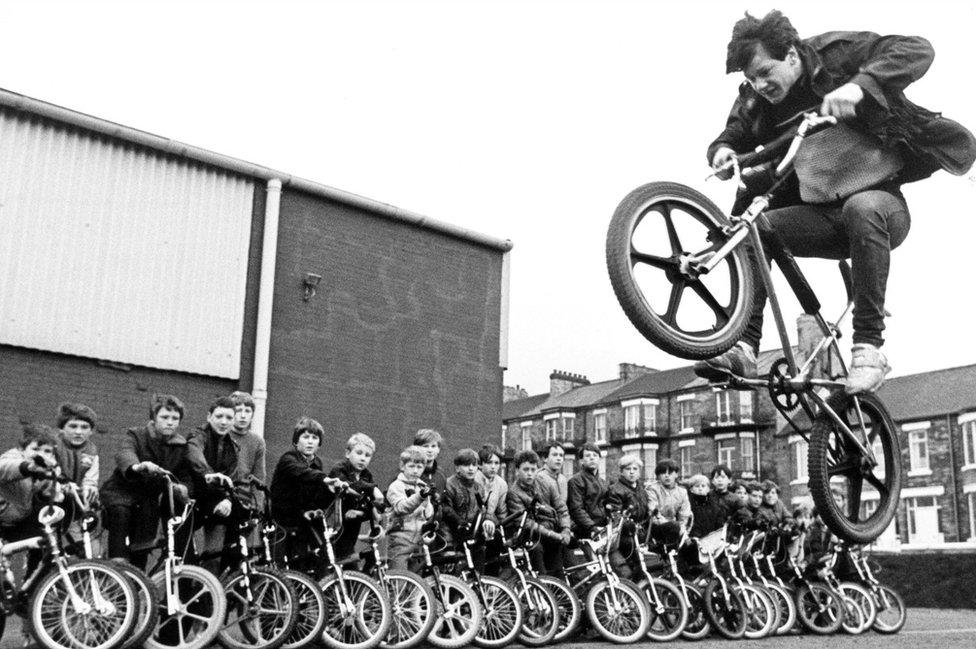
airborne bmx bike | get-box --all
[606,112,902,544]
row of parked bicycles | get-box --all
[0,472,907,649]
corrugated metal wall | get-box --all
[0,109,255,378]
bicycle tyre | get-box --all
[115,561,161,649]
[736,583,777,639]
[702,579,747,640]
[636,578,688,642]
[426,573,483,649]
[319,570,392,649]
[606,181,760,360]
[146,564,228,649]
[280,569,327,649]
[471,575,522,648]
[536,574,582,642]
[839,593,867,635]
[678,582,710,640]
[585,578,651,644]
[515,577,559,646]
[379,569,437,649]
[808,392,902,543]
[220,567,298,649]
[871,584,906,634]
[764,582,797,634]
[839,582,876,633]
[29,559,138,649]
[795,583,844,634]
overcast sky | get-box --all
[2,0,974,396]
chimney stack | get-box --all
[502,385,530,402]
[549,370,590,397]
[618,362,658,381]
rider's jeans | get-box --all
[742,188,911,350]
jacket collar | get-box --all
[148,423,187,446]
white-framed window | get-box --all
[562,456,575,478]
[562,416,575,439]
[643,403,657,433]
[597,454,607,480]
[963,419,976,467]
[642,446,658,483]
[680,445,694,477]
[716,390,732,423]
[545,418,559,442]
[740,436,755,474]
[909,429,930,474]
[520,422,533,451]
[594,412,607,444]
[717,439,736,468]
[501,426,507,450]
[906,496,942,544]
[968,492,976,542]
[679,400,695,432]
[739,391,753,422]
[624,405,640,438]
[792,438,808,483]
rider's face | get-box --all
[744,44,802,105]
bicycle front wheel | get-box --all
[115,562,160,649]
[702,579,747,639]
[871,584,906,634]
[839,582,876,633]
[808,392,902,543]
[636,577,687,642]
[29,559,138,649]
[585,578,650,644]
[736,583,777,639]
[380,569,437,649]
[765,582,797,634]
[515,577,559,647]
[146,564,228,649]
[472,576,522,648]
[319,571,392,649]
[427,573,483,649]
[280,569,327,649]
[678,582,710,640]
[607,181,760,360]
[536,574,581,642]
[220,567,298,649]
[795,583,844,635]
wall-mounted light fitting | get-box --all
[302,273,322,301]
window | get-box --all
[968,493,976,542]
[909,430,929,473]
[624,405,640,438]
[740,436,755,474]
[501,426,507,450]
[680,445,694,477]
[594,413,607,444]
[642,446,657,483]
[964,420,976,466]
[716,391,732,423]
[739,391,753,422]
[717,439,736,468]
[679,400,695,431]
[906,496,942,544]
[562,456,575,479]
[643,403,657,433]
[521,425,532,451]
[597,455,607,480]
[792,439,808,482]
[545,418,559,442]
[562,416,575,439]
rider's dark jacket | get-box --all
[567,467,608,536]
[269,449,334,527]
[708,31,976,211]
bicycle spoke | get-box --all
[632,248,678,270]
[688,280,730,327]
[828,456,860,476]
[664,280,685,326]
[657,202,684,255]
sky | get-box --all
[1,0,974,396]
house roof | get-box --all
[522,379,631,418]
[502,393,550,421]
[603,366,698,402]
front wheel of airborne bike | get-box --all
[636,578,688,642]
[606,181,761,360]
[808,392,902,543]
[585,578,651,644]
[536,574,581,641]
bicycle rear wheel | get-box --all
[536,575,581,641]
[380,569,437,649]
[585,578,650,644]
[808,392,902,543]
[606,181,760,360]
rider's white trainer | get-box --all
[844,343,891,394]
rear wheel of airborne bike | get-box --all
[808,392,902,543]
[606,181,761,360]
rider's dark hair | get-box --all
[514,449,540,468]
[208,396,236,414]
[292,416,324,444]
[725,10,801,74]
[578,442,601,459]
[655,458,680,476]
[19,423,60,450]
[56,402,97,429]
[541,442,564,459]
[149,394,185,421]
[478,444,502,464]
[710,464,733,479]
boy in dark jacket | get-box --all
[758,480,793,527]
[441,448,495,571]
[567,443,607,538]
[708,464,739,520]
[507,450,571,577]
[605,454,650,580]
[328,433,385,566]
[688,473,725,538]
[415,428,448,494]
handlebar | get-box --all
[711,112,838,178]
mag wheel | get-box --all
[839,582,876,633]
[220,567,298,649]
[280,569,327,649]
[319,571,392,649]
[115,562,161,649]
[427,574,483,649]
[585,578,650,644]
[737,584,777,639]
[606,181,760,360]
[536,575,581,641]
[514,577,559,647]
[871,585,906,634]
[702,579,747,639]
[146,564,227,649]
[380,569,437,649]
[29,559,138,649]
[808,392,902,543]
[678,583,710,640]
[795,583,844,635]
[636,578,688,642]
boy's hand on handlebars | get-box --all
[82,484,100,503]
[820,83,863,120]
[482,520,496,538]
[134,461,164,475]
[710,146,737,180]
[205,472,233,489]
[213,498,232,517]
[560,529,572,546]
[345,509,364,520]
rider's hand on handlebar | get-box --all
[482,519,496,539]
[205,472,234,489]
[345,509,364,520]
[819,82,863,120]
[560,529,572,546]
[710,146,737,180]
[134,460,164,475]
[213,498,232,517]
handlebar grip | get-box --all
[499,510,528,527]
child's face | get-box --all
[748,490,763,508]
[480,454,500,479]
[659,469,678,488]
[61,419,93,448]
[153,407,182,437]
[25,441,57,468]
[233,404,254,431]
[545,446,564,471]
[295,432,321,457]
[456,462,478,480]
[208,407,235,435]
[712,473,730,492]
[420,442,440,465]
[733,486,747,505]
[347,444,373,472]
[403,460,425,481]
[580,450,600,471]
[621,463,640,483]
[691,481,709,496]
[516,461,537,484]
[763,490,779,505]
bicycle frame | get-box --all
[562,511,627,606]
